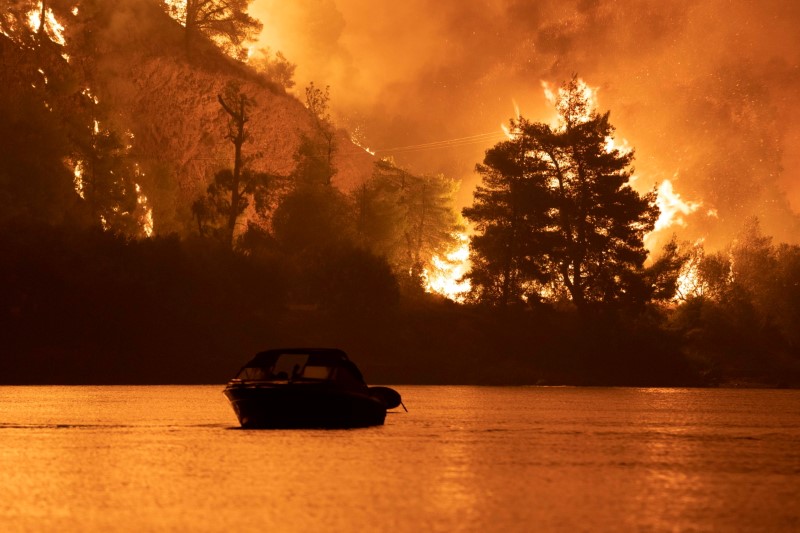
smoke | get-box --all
[251,0,800,246]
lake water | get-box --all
[1,386,798,532]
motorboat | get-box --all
[224,348,403,429]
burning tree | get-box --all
[162,0,262,60]
[464,77,659,311]
[353,159,462,292]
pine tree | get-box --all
[465,77,660,311]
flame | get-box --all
[27,7,66,46]
[349,134,375,156]
[72,160,85,199]
[500,123,518,140]
[135,182,155,237]
[423,232,471,302]
[672,240,723,301]
[653,179,702,232]
[541,81,556,105]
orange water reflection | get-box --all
[1,386,799,531]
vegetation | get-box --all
[191,82,283,246]
[0,2,798,386]
[464,78,659,310]
[162,0,262,59]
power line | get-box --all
[374,131,507,154]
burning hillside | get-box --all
[3,0,375,236]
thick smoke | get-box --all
[251,0,800,247]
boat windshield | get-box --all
[236,353,335,381]
[236,353,364,385]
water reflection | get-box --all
[0,386,799,531]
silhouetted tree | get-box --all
[163,0,262,59]
[191,167,278,243]
[193,83,281,246]
[354,159,461,289]
[294,82,337,186]
[270,185,354,254]
[77,127,151,237]
[307,244,400,317]
[249,47,296,90]
[463,134,555,306]
[642,237,689,303]
[465,77,659,311]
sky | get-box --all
[249,0,800,248]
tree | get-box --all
[270,185,354,254]
[464,77,659,311]
[162,0,262,59]
[249,47,296,90]
[354,159,461,288]
[293,82,337,186]
[193,83,280,246]
[463,134,555,306]
[77,127,152,237]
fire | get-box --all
[672,240,722,301]
[72,160,85,199]
[423,232,471,302]
[653,179,702,232]
[135,182,155,237]
[27,6,66,46]
[349,134,375,156]
[500,123,517,140]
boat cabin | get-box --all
[233,348,367,386]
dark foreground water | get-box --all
[0,386,798,532]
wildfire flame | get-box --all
[653,179,702,232]
[425,78,710,302]
[135,181,155,237]
[423,233,471,302]
[27,6,66,46]
[72,160,85,199]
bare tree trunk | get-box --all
[38,0,47,35]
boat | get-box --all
[223,348,404,429]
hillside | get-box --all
[34,0,375,235]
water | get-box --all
[1,386,798,532]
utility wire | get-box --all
[374,131,507,154]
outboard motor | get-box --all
[368,386,406,411]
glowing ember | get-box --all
[423,232,471,302]
[135,182,155,237]
[72,160,85,199]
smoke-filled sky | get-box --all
[251,0,800,247]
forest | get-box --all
[1,0,799,386]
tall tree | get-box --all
[465,77,660,311]
[463,133,555,306]
[193,83,279,246]
[163,0,262,59]
[293,82,337,186]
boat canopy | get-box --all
[235,348,366,384]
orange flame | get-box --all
[27,7,66,46]
[423,233,471,302]
[653,179,702,232]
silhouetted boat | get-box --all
[224,348,403,429]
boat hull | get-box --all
[224,383,387,429]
